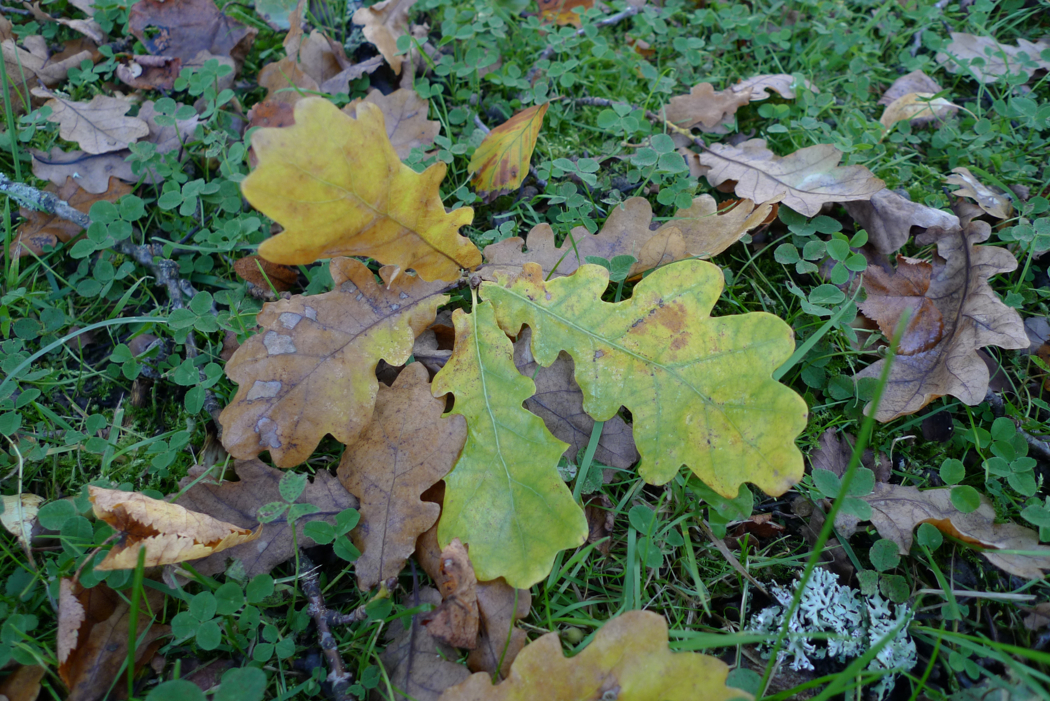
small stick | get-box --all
[299,553,353,701]
[916,588,1036,602]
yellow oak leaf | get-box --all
[469,103,548,199]
[243,96,480,282]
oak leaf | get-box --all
[697,139,885,217]
[233,255,298,292]
[0,494,43,548]
[34,91,149,155]
[514,328,639,470]
[469,103,549,199]
[844,188,959,255]
[243,97,480,280]
[945,166,1014,220]
[219,258,448,466]
[879,70,944,105]
[0,664,45,701]
[343,89,441,160]
[422,538,480,649]
[857,256,945,356]
[128,0,256,66]
[176,459,359,577]
[352,0,418,75]
[853,219,1027,421]
[732,74,818,101]
[437,610,752,701]
[89,486,260,569]
[11,177,132,258]
[431,301,588,588]
[879,93,960,130]
[851,483,1050,579]
[664,83,752,133]
[936,32,1050,84]
[337,362,466,590]
[1,35,93,113]
[485,261,808,498]
[116,55,181,91]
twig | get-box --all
[325,578,396,625]
[300,553,353,701]
[910,0,952,58]
[915,588,1036,602]
[524,6,643,86]
[0,5,32,15]
[0,173,91,228]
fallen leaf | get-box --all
[255,0,298,30]
[664,82,752,133]
[945,167,1014,220]
[857,256,945,356]
[485,261,808,498]
[854,483,1050,579]
[726,512,785,543]
[34,91,150,155]
[809,428,891,483]
[732,74,818,101]
[243,97,480,279]
[233,255,298,292]
[11,177,132,258]
[0,494,43,548]
[538,0,593,27]
[0,664,45,701]
[844,188,959,255]
[431,301,588,587]
[437,610,752,701]
[115,54,181,91]
[89,486,260,569]
[59,580,169,701]
[853,219,1027,421]
[1,36,93,113]
[878,70,944,106]
[353,0,418,75]
[584,494,615,556]
[176,459,359,577]
[698,139,885,217]
[1023,603,1050,631]
[376,587,472,701]
[422,538,480,649]
[514,328,638,469]
[337,363,466,590]
[880,93,960,129]
[469,103,549,199]
[219,258,448,466]
[128,0,256,66]
[344,89,441,160]
[936,32,1050,84]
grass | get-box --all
[1,0,1050,698]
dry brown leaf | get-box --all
[59,581,169,701]
[878,70,944,106]
[0,494,43,548]
[858,256,945,356]
[584,493,615,557]
[338,363,466,590]
[1,36,93,113]
[176,459,358,577]
[538,0,594,27]
[854,483,1050,579]
[422,538,480,649]
[732,74,818,101]
[353,0,418,75]
[219,258,448,466]
[0,665,45,701]
[89,486,260,569]
[116,55,181,91]
[936,32,1050,84]
[854,218,1027,421]
[343,89,440,160]
[1023,603,1050,631]
[945,167,1014,220]
[664,82,752,133]
[233,255,298,292]
[19,1,104,44]
[880,93,960,129]
[844,188,959,255]
[33,91,148,155]
[809,428,891,483]
[513,328,638,469]
[698,139,885,217]
[128,0,256,66]
[11,177,131,258]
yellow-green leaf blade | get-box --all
[469,103,548,197]
[484,261,807,498]
[432,301,587,588]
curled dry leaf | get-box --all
[698,139,885,217]
[1,34,93,112]
[851,483,1050,580]
[854,219,1027,421]
[857,256,945,356]
[343,88,441,160]
[936,32,1050,84]
[844,188,959,255]
[437,610,752,701]
[33,91,149,155]
[469,103,549,199]
[337,363,466,590]
[232,255,298,292]
[732,73,818,101]
[945,167,1014,220]
[20,2,104,44]
[219,258,448,466]
[128,0,256,66]
[243,97,480,279]
[352,0,419,75]
[89,486,260,569]
[879,93,960,130]
[177,459,358,577]
[11,177,131,258]
[664,82,752,133]
[422,538,480,649]
[514,328,639,470]
[878,70,944,106]
[0,494,43,547]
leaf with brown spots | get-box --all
[422,538,480,649]
[469,103,548,199]
[10,177,131,258]
[337,363,466,590]
[219,257,449,466]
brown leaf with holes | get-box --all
[945,167,1014,220]
[343,89,440,159]
[732,74,818,101]
[422,538,480,649]
[128,0,256,66]
[219,258,449,466]
[513,328,638,469]
[337,363,466,590]
[89,486,261,569]
[857,256,945,356]
[33,91,149,155]
[233,255,298,292]
[0,664,45,701]
[59,580,169,701]
[855,483,1050,579]
[844,189,959,255]
[353,0,418,75]
[664,83,752,133]
[854,218,1027,421]
[176,459,359,576]
[10,177,131,258]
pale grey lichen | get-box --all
[748,568,917,700]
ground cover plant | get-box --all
[0,0,1049,698]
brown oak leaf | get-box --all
[945,166,1014,220]
[664,83,752,133]
[844,188,959,255]
[33,91,149,155]
[732,74,818,101]
[128,0,256,66]
[0,664,45,701]
[10,177,131,258]
[857,255,945,356]
[233,255,298,292]
[422,538,480,649]
[343,89,441,160]
[1,33,93,113]
[352,0,418,75]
